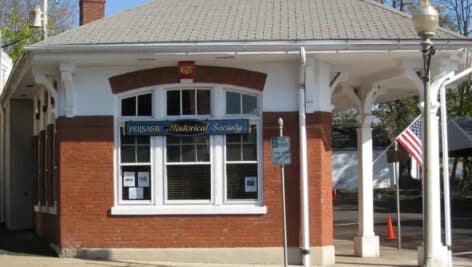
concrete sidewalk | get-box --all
[0,240,470,267]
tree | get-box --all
[0,0,76,62]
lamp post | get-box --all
[413,1,446,267]
[30,0,49,40]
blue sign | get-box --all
[126,119,249,136]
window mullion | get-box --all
[214,135,224,206]
[179,90,183,115]
[194,89,198,115]
[154,136,164,206]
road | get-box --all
[334,201,472,259]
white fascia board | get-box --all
[25,39,470,54]
[0,54,30,105]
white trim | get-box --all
[113,85,264,214]
[111,204,267,215]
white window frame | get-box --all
[117,90,154,205]
[223,88,263,205]
[111,85,266,215]
[163,135,213,205]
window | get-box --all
[226,128,258,200]
[118,92,153,202]
[113,87,265,215]
[226,91,258,115]
[167,89,210,116]
[166,136,211,200]
[121,93,152,116]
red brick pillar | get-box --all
[263,112,301,249]
[306,112,334,264]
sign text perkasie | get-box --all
[126,119,249,136]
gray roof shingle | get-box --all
[37,0,467,46]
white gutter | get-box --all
[24,39,471,53]
[298,47,310,267]
[439,65,472,267]
[0,54,28,105]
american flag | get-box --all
[396,115,423,165]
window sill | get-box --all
[110,205,267,216]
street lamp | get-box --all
[30,0,49,40]
[413,1,443,267]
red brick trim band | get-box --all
[109,66,267,94]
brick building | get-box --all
[0,0,468,266]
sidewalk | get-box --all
[0,240,470,267]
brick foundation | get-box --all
[53,113,333,252]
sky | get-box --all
[105,0,152,16]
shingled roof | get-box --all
[37,0,466,46]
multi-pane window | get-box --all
[226,128,258,200]
[166,136,211,200]
[226,91,258,115]
[115,87,263,214]
[120,132,152,201]
[121,93,152,116]
[119,92,152,202]
[167,89,210,116]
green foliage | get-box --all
[1,10,41,62]
[373,97,421,142]
[447,80,472,117]
[0,0,75,63]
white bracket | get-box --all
[34,72,58,120]
[60,64,76,118]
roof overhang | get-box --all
[25,39,471,54]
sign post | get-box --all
[272,118,291,267]
[387,143,404,250]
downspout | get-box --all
[299,47,310,267]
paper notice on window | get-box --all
[245,176,257,192]
[137,172,150,187]
[123,172,135,187]
[129,187,144,200]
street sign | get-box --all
[272,136,292,165]
[387,147,409,163]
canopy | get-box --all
[447,118,472,157]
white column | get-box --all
[304,58,336,266]
[417,100,448,267]
[354,114,380,257]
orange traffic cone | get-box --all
[386,216,396,240]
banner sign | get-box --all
[126,119,249,136]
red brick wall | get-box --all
[54,113,333,249]
[307,112,334,246]
[80,0,105,26]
